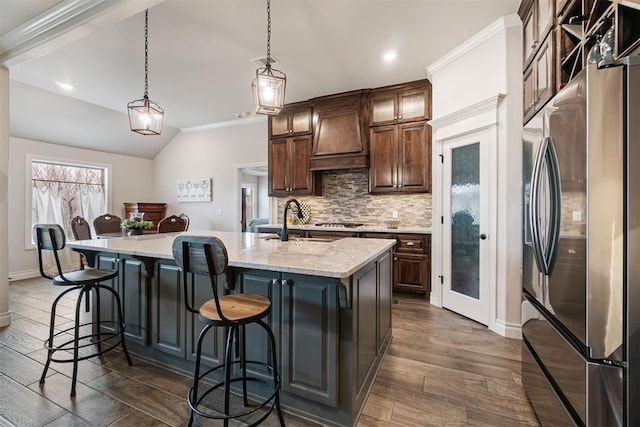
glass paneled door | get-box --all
[442,134,490,325]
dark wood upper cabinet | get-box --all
[309,90,369,171]
[269,103,312,139]
[268,135,319,197]
[369,122,431,194]
[369,80,431,126]
[519,0,554,68]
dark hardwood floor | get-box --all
[0,277,540,426]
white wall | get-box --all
[152,120,267,232]
[8,137,154,279]
[427,14,523,338]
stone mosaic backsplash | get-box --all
[277,168,432,227]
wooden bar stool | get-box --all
[34,224,132,396]
[172,235,285,426]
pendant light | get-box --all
[252,0,286,115]
[128,9,164,135]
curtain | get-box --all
[32,184,74,272]
[80,188,105,237]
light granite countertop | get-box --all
[67,231,396,279]
[257,223,432,234]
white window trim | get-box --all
[24,153,112,250]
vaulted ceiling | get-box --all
[1,0,520,159]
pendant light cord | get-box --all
[265,0,271,67]
[144,9,149,99]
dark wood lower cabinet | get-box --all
[394,252,429,293]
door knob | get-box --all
[480,233,487,240]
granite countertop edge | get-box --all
[67,231,396,279]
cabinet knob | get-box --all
[407,242,415,246]
[394,257,398,261]
[394,116,397,120]
[398,115,402,119]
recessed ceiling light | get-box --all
[383,50,397,62]
[55,81,74,91]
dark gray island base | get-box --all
[70,232,393,426]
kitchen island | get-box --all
[67,231,395,427]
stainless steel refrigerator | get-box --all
[522,56,640,426]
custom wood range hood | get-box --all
[308,90,370,171]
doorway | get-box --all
[441,132,491,325]
[235,163,270,232]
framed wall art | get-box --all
[177,177,212,202]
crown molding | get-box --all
[426,14,521,80]
[0,0,165,68]
[429,94,506,130]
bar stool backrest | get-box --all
[172,235,230,322]
[33,224,67,280]
[71,216,92,240]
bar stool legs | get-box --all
[187,320,285,426]
[39,283,132,397]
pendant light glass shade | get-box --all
[128,9,163,135]
[252,64,286,115]
[252,0,286,115]
[127,97,164,135]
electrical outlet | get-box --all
[392,210,398,219]
[572,210,582,222]
[216,209,223,216]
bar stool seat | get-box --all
[172,235,285,427]
[34,224,132,397]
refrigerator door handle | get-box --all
[545,137,562,274]
[529,137,548,275]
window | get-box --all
[30,157,109,242]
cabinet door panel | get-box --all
[153,262,185,358]
[377,252,392,352]
[289,136,313,194]
[354,263,378,395]
[281,274,338,407]
[398,90,427,122]
[369,125,398,193]
[523,64,536,120]
[236,270,280,382]
[370,93,397,125]
[291,108,312,135]
[268,138,289,196]
[523,3,536,66]
[270,113,290,137]
[186,273,225,365]
[394,253,429,293]
[535,33,555,111]
[95,253,119,333]
[398,122,430,192]
[120,257,147,344]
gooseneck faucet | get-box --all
[281,198,304,241]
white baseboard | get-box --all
[490,318,522,339]
[8,270,40,281]
[429,292,442,307]
[0,310,11,327]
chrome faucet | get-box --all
[281,198,304,241]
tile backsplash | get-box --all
[277,168,431,227]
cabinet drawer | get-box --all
[396,234,429,254]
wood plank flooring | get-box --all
[0,277,540,426]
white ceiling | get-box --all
[1,0,520,159]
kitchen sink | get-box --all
[257,234,334,242]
